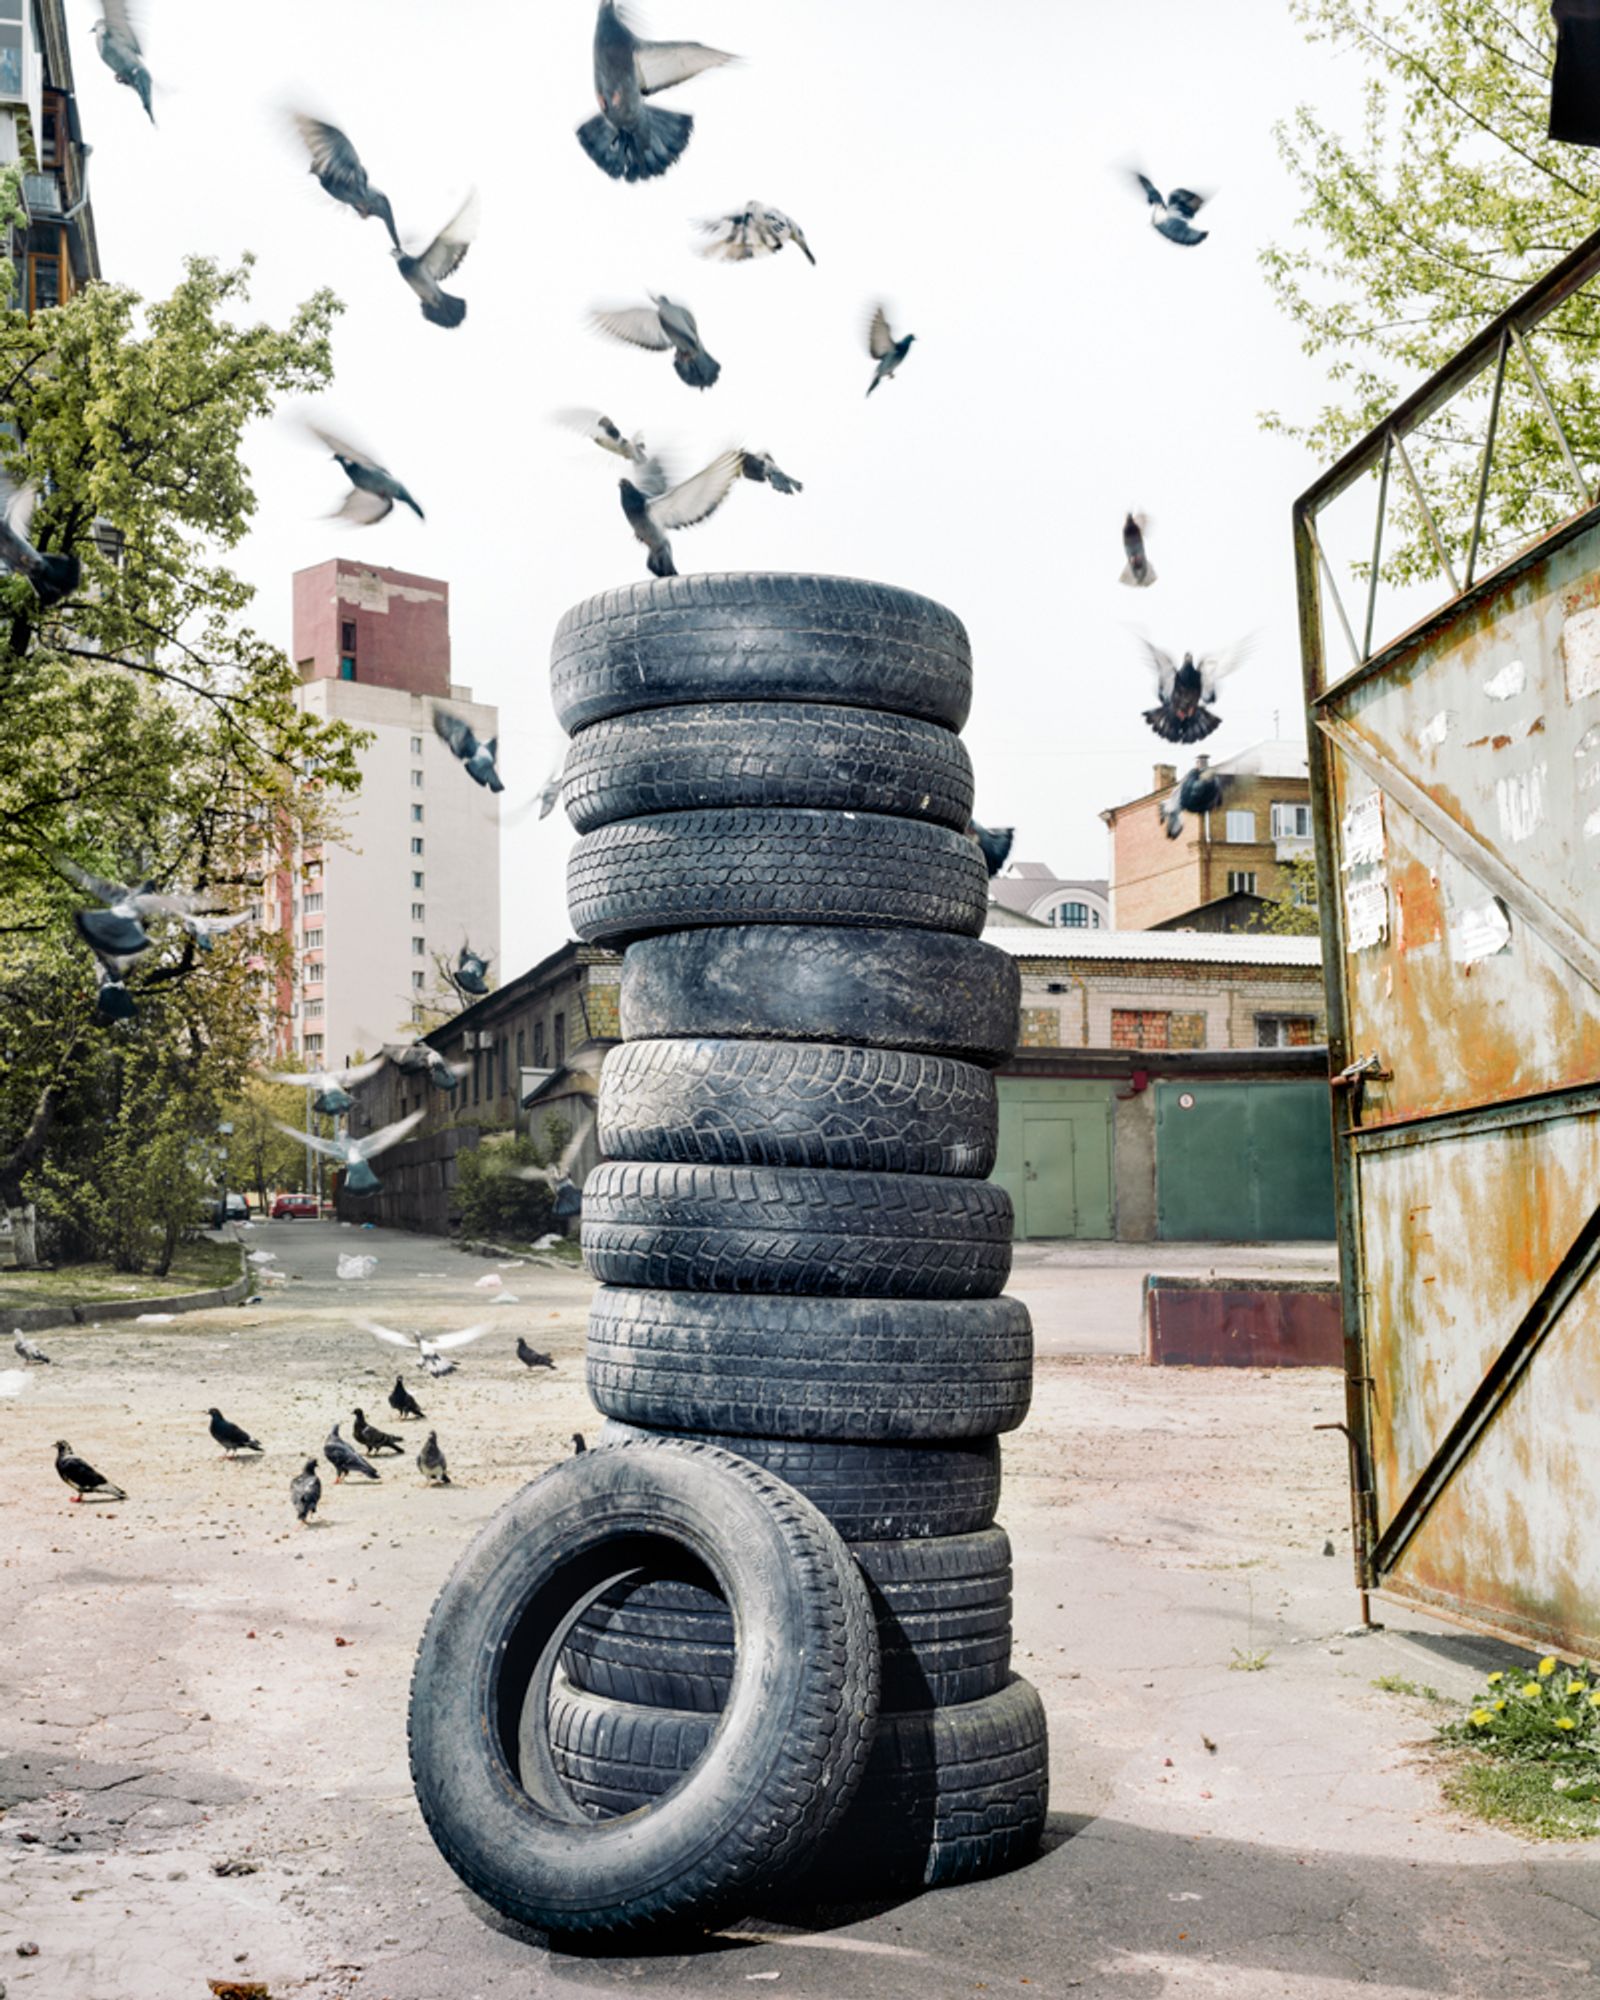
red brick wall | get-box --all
[292,560,452,698]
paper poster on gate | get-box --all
[1341,792,1386,870]
[1344,876,1389,952]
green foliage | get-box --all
[1264,1,1600,583]
[1229,1647,1272,1672]
[454,1133,556,1243]
[1436,1656,1600,1838]
[1372,1674,1444,1701]
[1260,853,1322,935]
[221,1074,314,1208]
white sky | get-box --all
[69,0,1369,969]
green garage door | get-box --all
[1155,1081,1335,1241]
[993,1081,1114,1240]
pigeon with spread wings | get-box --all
[359,1319,492,1379]
[433,707,503,793]
[93,0,153,121]
[1160,761,1229,840]
[306,424,423,525]
[292,113,400,250]
[619,450,743,579]
[577,0,735,183]
[385,1042,470,1094]
[866,306,916,397]
[697,200,814,264]
[1141,638,1252,745]
[1132,172,1210,247]
[273,1110,424,1194]
[261,1056,389,1117]
[590,295,720,391]
[555,409,670,497]
[0,471,81,609]
[394,189,480,329]
[514,1104,594,1220]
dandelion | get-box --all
[1493,1699,1508,1711]
[1470,1709,1493,1727]
[1539,1657,1558,1677]
[1486,1672,1504,1686]
[1567,1681,1586,1697]
[1522,1682,1544,1698]
[1556,1718,1577,1732]
[1589,1692,1600,1710]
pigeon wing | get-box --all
[1140,640,1180,699]
[331,487,392,526]
[633,37,736,94]
[432,1323,493,1351]
[354,1109,426,1159]
[56,855,127,905]
[100,0,142,47]
[337,1054,391,1088]
[418,189,480,282]
[1167,187,1207,218]
[358,1319,420,1351]
[433,707,479,761]
[307,424,387,474]
[0,470,39,544]
[867,306,896,359]
[293,113,360,182]
[590,306,671,352]
[278,1122,348,1163]
[555,408,631,456]
[1197,635,1255,702]
[650,451,743,533]
[1133,171,1163,207]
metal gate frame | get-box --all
[1294,227,1600,1648]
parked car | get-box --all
[210,1192,250,1227]
[270,1192,319,1220]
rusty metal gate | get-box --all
[1296,232,1600,1658]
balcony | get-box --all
[22,171,60,218]
[1274,836,1315,864]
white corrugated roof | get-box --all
[984,925,1323,967]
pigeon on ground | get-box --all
[261,1056,389,1117]
[556,410,671,497]
[740,450,802,495]
[591,295,721,390]
[393,189,480,329]
[969,821,1015,878]
[1121,512,1156,587]
[389,1375,426,1421]
[324,1423,379,1483]
[0,471,81,608]
[360,1319,491,1374]
[432,707,502,792]
[1132,172,1210,247]
[1141,639,1252,745]
[1160,760,1229,839]
[865,306,916,397]
[618,450,742,580]
[450,945,491,999]
[696,200,814,264]
[13,1330,51,1365]
[290,1458,321,1524]
[291,113,400,250]
[54,1440,125,1502]
[418,1430,451,1485]
[513,1104,593,1219]
[207,1408,264,1457]
[385,1042,469,1093]
[352,1407,404,1455]
[306,425,424,526]
[572,1432,588,1455]
[516,1337,556,1370]
[577,0,735,182]
[273,1111,424,1196]
[92,0,152,121]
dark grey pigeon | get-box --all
[59,858,187,960]
[292,113,400,250]
[307,425,423,526]
[741,450,802,495]
[389,1374,425,1421]
[969,821,1015,878]
[208,1407,263,1457]
[55,1440,125,1502]
[92,0,153,121]
[13,1330,51,1365]
[1132,172,1210,247]
[0,471,81,609]
[324,1422,379,1483]
[385,1042,468,1093]
[91,955,139,1022]
[1121,512,1156,588]
[352,1407,404,1455]
[433,707,503,792]
[619,450,742,579]
[697,199,813,264]
[393,190,480,329]
[1141,639,1251,746]
[591,295,720,390]
[516,1337,556,1370]
[577,0,735,182]
[556,409,670,497]
[418,1430,451,1485]
[1160,759,1229,839]
[290,1458,321,1524]
[866,305,915,397]
[452,945,491,997]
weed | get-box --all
[1430,1657,1600,1840]
[1372,1675,1443,1701]
[1229,1648,1271,1672]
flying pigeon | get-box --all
[516,1337,556,1370]
[261,1056,388,1117]
[514,1105,593,1219]
[970,821,1015,878]
[1121,512,1156,587]
[385,1042,469,1093]
[696,200,814,264]
[60,863,164,960]
[360,1319,491,1375]
[174,910,250,952]
[91,957,140,1021]
[577,0,735,182]
[450,945,492,998]
[572,1432,588,1455]
[14,1330,50,1364]
[92,0,152,121]
[866,306,916,397]
[556,409,670,497]
[1132,172,1210,247]
[207,1408,264,1457]
[54,1439,125,1502]
[324,1422,379,1483]
[740,450,802,495]
[417,1430,452,1486]
[389,1375,426,1421]
[1160,760,1229,839]
[290,1458,321,1524]
[352,1407,404,1455]
[0,471,81,608]
[393,189,480,329]
[590,295,721,390]
[432,707,503,792]
[306,424,424,526]
[274,1110,423,1195]
[619,450,743,579]
[291,113,400,250]
[1141,638,1252,745]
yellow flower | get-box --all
[1568,1681,1587,1697]
[1556,1717,1577,1732]
[1486,1672,1504,1686]
[1493,1699,1508,1711]
[1469,1710,1492,1727]
[1589,1692,1600,1710]
[1539,1657,1558,1677]
[1522,1683,1544,1698]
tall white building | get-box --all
[270,560,501,1067]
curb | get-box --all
[5,1244,252,1334]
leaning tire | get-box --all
[598,1039,999,1176]
[407,1438,880,1937]
[568,810,989,947]
[562,703,976,834]
[586,1288,1032,1439]
[549,1678,1049,1893]
[550,574,973,735]
[600,1422,1002,1540]
[581,1163,1013,1300]
[620,926,1021,1068]
[563,1529,1013,1714]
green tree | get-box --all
[1260,852,1323,936]
[221,1074,312,1212]
[1264,2,1600,583]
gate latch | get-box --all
[1333,1052,1392,1087]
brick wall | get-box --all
[1107,770,1311,928]
[1018,958,1325,1052]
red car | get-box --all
[270,1192,320,1220]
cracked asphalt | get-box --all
[2,1221,1596,1998]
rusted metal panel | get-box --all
[1144,1278,1342,1368]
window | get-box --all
[304,1033,324,1057]
[0,18,23,100]
[1257,1014,1319,1049]
[303,892,323,915]
[1291,873,1319,908]
[1271,801,1312,841]
[412,971,426,991]
[412,870,425,890]
[411,838,424,856]
[410,768,424,789]
[303,928,324,950]
[341,621,357,653]
[39,96,62,169]
[534,1021,547,1066]
[1227,871,1258,896]
[554,1012,566,1067]
[27,232,65,314]
[412,936,426,956]
[410,735,422,755]
[1112,1009,1207,1052]
[1049,901,1097,929]
[304,999,324,1020]
[305,858,323,880]
[411,804,424,823]
[411,902,425,922]
[1224,810,1257,843]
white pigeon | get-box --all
[358,1319,491,1377]
[695,199,814,264]
[272,1111,425,1193]
[13,1329,51,1365]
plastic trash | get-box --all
[473,1273,503,1291]
[337,1253,378,1281]
[135,1312,175,1323]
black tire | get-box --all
[569,810,989,948]
[600,1422,1003,1540]
[581,1163,1013,1300]
[586,1288,1032,1439]
[563,703,976,834]
[620,926,1021,1069]
[598,1039,999,1177]
[550,574,973,735]
[407,1438,880,1937]
[563,1529,1013,1714]
[549,1677,1048,1892]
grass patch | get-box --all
[1229,1648,1271,1672]
[1430,1656,1600,1841]
[1373,1675,1444,1701]
[1443,1758,1600,1840]
[0,1237,241,1308]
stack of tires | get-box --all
[546,573,1048,1898]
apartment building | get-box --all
[1,0,100,311]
